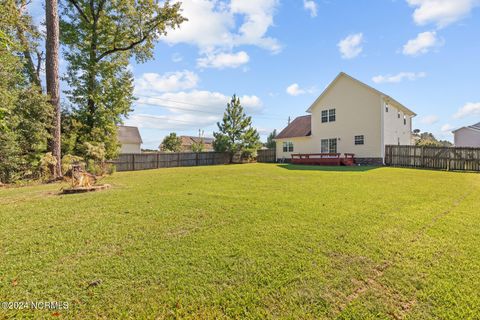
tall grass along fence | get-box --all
[385,145,480,172]
[257,149,276,163]
[111,152,230,171]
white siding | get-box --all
[120,143,141,153]
[454,128,480,147]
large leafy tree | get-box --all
[0,0,52,183]
[60,0,186,159]
[160,133,182,152]
[213,95,261,162]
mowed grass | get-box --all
[1,164,480,319]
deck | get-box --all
[291,153,356,166]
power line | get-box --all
[134,94,287,120]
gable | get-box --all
[306,72,416,116]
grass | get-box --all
[1,163,479,319]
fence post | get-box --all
[196,153,199,166]
[156,153,159,168]
[132,154,135,171]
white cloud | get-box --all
[441,123,454,132]
[338,33,364,59]
[453,102,480,119]
[164,0,281,54]
[129,90,263,130]
[197,51,250,69]
[303,0,318,17]
[402,31,443,56]
[135,71,199,94]
[286,83,315,96]
[372,72,427,84]
[420,114,440,125]
[406,0,480,28]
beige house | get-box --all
[452,122,480,147]
[275,72,416,164]
[180,136,215,152]
[118,126,143,153]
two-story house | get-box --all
[275,72,416,165]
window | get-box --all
[385,105,389,112]
[354,135,364,145]
[321,138,337,153]
[403,115,407,125]
[328,109,336,122]
[282,141,294,152]
[321,110,328,123]
[398,112,401,119]
[321,108,336,123]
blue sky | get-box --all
[31,0,480,149]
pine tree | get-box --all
[213,95,261,162]
[266,129,277,149]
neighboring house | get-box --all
[452,122,480,147]
[275,72,416,165]
[118,125,143,153]
[180,136,215,152]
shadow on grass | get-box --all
[277,164,380,172]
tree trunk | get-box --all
[46,0,62,178]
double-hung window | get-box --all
[321,108,336,123]
[354,135,364,145]
[321,138,337,153]
[283,141,294,152]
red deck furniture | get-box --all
[291,153,355,166]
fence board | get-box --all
[110,152,230,172]
[257,149,276,163]
[385,145,480,172]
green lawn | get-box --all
[1,164,479,319]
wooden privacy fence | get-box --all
[385,145,480,171]
[257,149,276,163]
[111,152,230,172]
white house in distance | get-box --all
[452,122,480,147]
[275,72,416,165]
[118,125,143,153]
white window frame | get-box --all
[321,108,336,123]
[354,135,365,145]
[283,141,294,152]
[321,138,337,153]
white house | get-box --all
[452,122,480,147]
[118,126,143,153]
[275,72,416,165]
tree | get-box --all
[413,130,453,147]
[265,129,277,149]
[60,0,186,159]
[160,133,182,152]
[213,95,261,162]
[46,0,62,178]
[0,0,52,183]
[191,139,205,153]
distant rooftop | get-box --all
[118,126,143,144]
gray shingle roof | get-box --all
[469,122,480,131]
[118,126,143,144]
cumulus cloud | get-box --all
[441,123,454,133]
[372,72,427,84]
[420,114,440,125]
[129,89,263,130]
[286,83,315,96]
[135,71,199,94]
[303,0,318,17]
[453,102,480,119]
[197,51,250,69]
[164,0,281,54]
[406,0,480,28]
[338,33,364,59]
[402,31,443,56]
